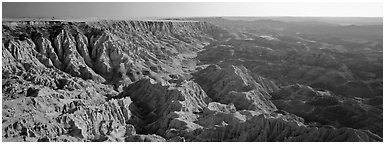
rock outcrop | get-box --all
[271,84,383,137]
[194,64,277,112]
[115,78,210,140]
[2,19,382,142]
[2,20,226,142]
[195,114,382,142]
[2,20,227,90]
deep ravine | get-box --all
[2,19,382,142]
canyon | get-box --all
[2,18,382,142]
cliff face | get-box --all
[193,64,277,112]
[2,19,382,142]
[2,20,224,142]
[3,20,225,89]
[115,79,210,140]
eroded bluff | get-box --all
[2,20,382,142]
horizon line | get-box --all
[3,16,383,19]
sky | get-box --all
[2,2,383,18]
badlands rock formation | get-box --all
[271,84,382,136]
[2,18,382,142]
[193,64,277,112]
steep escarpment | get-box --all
[3,20,228,90]
[2,19,382,142]
[2,70,121,141]
[193,64,277,112]
[195,18,381,97]
[115,79,210,140]
[191,18,382,139]
[2,20,227,142]
[108,76,381,142]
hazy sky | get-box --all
[2,2,383,18]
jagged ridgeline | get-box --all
[3,20,228,89]
[2,20,382,142]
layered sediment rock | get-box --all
[3,20,224,141]
[194,64,277,112]
[271,84,383,137]
[2,19,382,142]
[195,114,382,142]
[3,20,226,89]
[115,78,210,140]
[2,75,120,141]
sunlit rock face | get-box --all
[2,18,382,142]
[193,64,277,112]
